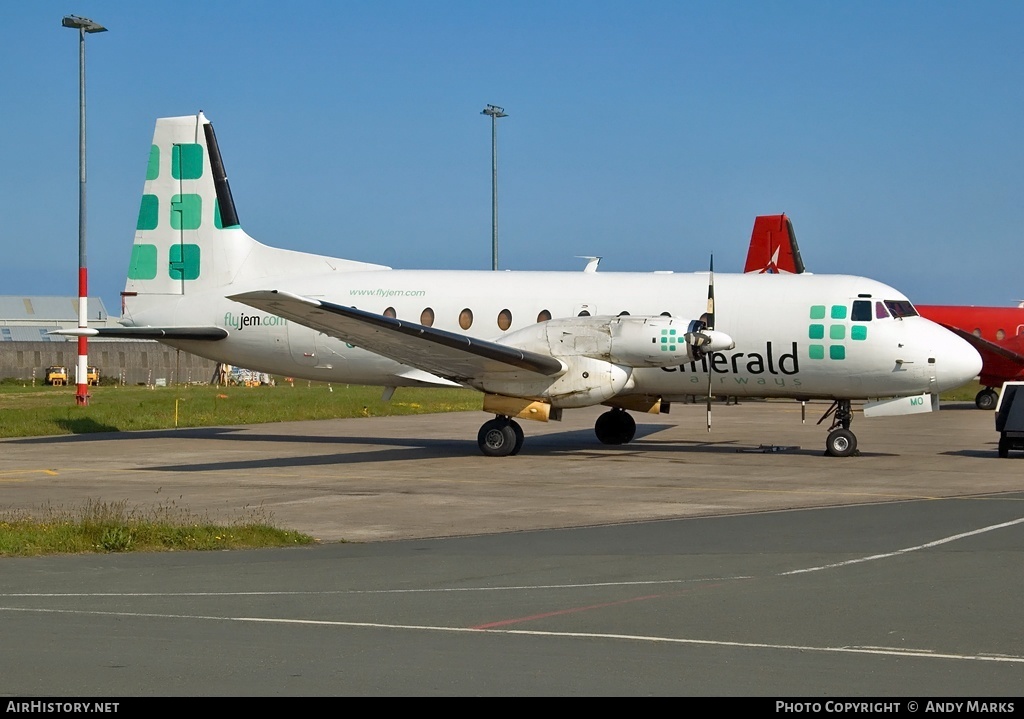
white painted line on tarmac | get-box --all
[781,516,1024,575]
[0,605,1021,665]
[0,577,748,598]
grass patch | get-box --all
[0,383,481,439]
[0,499,315,557]
[938,380,985,403]
[0,380,985,439]
[0,383,478,555]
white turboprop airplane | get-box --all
[57,113,982,457]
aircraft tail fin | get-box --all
[742,214,805,274]
[123,113,387,312]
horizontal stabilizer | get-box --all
[49,327,228,340]
[230,290,566,383]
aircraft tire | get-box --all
[976,389,998,411]
[510,420,525,456]
[595,409,636,445]
[478,418,517,457]
[622,413,637,443]
[825,428,857,457]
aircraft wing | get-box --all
[49,327,228,340]
[230,290,565,383]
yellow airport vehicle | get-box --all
[45,366,68,386]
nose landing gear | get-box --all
[818,399,859,457]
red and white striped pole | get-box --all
[76,267,89,406]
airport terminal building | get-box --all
[0,295,217,386]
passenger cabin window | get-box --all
[577,310,591,317]
[537,310,552,323]
[851,300,872,321]
[884,300,919,319]
[497,309,512,331]
[997,329,1006,341]
[420,308,434,327]
[383,307,397,319]
[459,308,473,330]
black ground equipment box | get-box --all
[994,382,1024,458]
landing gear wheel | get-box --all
[478,418,517,457]
[825,428,858,457]
[818,399,859,455]
[594,409,637,445]
[510,420,525,456]
[976,388,998,411]
[621,413,637,443]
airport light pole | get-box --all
[481,104,507,271]
[62,14,106,406]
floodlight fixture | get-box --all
[62,15,107,33]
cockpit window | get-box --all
[851,300,872,321]
[875,301,888,319]
[884,300,919,318]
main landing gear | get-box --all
[818,399,858,457]
[477,416,525,457]
[476,408,639,456]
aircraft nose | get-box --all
[932,326,983,392]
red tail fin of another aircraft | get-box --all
[743,214,805,274]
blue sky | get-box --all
[2,1,1021,313]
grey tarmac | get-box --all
[0,399,1017,542]
[1,400,1021,696]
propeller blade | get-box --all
[706,255,714,431]
[705,255,715,332]
[706,369,712,432]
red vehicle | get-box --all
[744,214,1024,409]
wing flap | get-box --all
[230,290,565,382]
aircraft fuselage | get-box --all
[126,268,977,403]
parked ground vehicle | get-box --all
[86,366,100,385]
[995,382,1024,458]
[228,366,274,387]
[45,366,68,386]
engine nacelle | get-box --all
[497,314,735,371]
[486,315,734,404]
[484,320,633,406]
[544,354,633,408]
[607,315,735,368]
